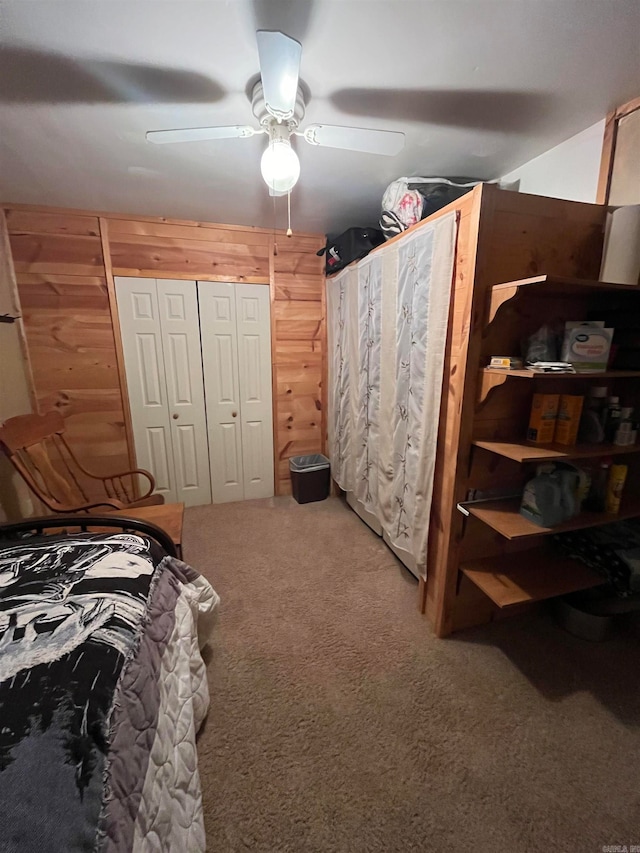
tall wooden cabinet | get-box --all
[417,183,640,636]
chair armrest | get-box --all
[119,468,156,499]
[79,467,157,502]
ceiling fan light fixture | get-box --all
[260,136,300,195]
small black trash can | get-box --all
[289,454,330,504]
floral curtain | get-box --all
[327,212,457,578]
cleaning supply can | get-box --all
[527,394,559,444]
[605,464,628,514]
[554,395,584,446]
[613,407,635,446]
[578,386,608,443]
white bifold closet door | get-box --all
[115,277,212,507]
[197,282,274,503]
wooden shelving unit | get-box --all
[422,187,640,637]
[463,495,640,540]
[473,438,640,464]
[461,549,603,608]
[436,242,640,634]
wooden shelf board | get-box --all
[466,496,640,540]
[461,549,604,608]
[492,273,640,294]
[482,367,640,380]
[473,438,640,464]
[487,274,640,324]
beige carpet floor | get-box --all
[184,496,640,853]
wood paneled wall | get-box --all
[272,234,325,494]
[3,204,325,497]
[5,209,127,481]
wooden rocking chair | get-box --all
[0,411,164,514]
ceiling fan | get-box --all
[146,30,405,197]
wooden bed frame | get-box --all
[0,514,179,558]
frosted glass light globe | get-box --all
[260,139,300,194]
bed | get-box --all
[0,515,219,853]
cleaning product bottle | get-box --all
[575,465,592,511]
[605,464,628,514]
[578,386,608,443]
[614,407,634,446]
[557,467,579,519]
[604,396,622,442]
[585,458,612,512]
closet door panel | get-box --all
[145,426,173,494]
[157,280,211,506]
[198,282,244,503]
[235,285,274,499]
[114,277,177,503]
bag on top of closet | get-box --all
[409,177,483,217]
[379,179,424,239]
[379,176,484,240]
[317,227,384,275]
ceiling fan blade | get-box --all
[256,30,301,121]
[146,125,256,144]
[302,124,405,156]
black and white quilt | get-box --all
[0,531,218,852]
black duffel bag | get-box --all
[317,227,384,275]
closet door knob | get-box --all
[232,411,238,418]
[172,413,179,420]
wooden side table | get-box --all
[105,502,185,558]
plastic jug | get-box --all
[520,468,566,527]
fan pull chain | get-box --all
[286,190,292,237]
[272,193,278,256]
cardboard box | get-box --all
[554,395,584,445]
[489,356,524,370]
[527,394,560,444]
[560,323,613,373]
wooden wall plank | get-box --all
[273,251,324,276]
[107,218,272,246]
[275,234,325,255]
[274,273,324,301]
[109,234,270,279]
[273,340,323,364]
[111,232,271,257]
[273,301,323,341]
[6,210,100,237]
[17,274,108,310]
[9,233,104,275]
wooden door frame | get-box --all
[0,210,38,414]
[596,95,640,205]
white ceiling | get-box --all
[1,0,639,236]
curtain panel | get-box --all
[327,213,457,579]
